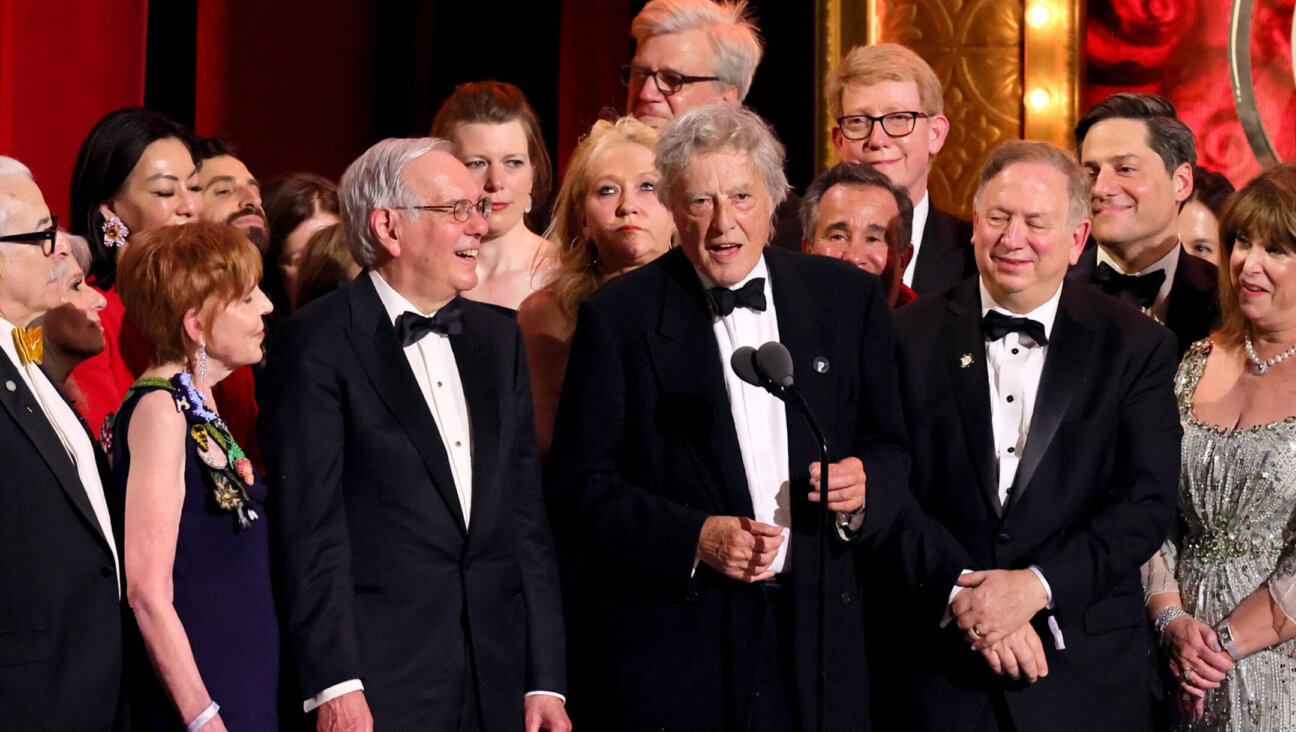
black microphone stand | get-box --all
[783,384,831,732]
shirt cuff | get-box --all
[939,569,975,627]
[835,503,866,539]
[526,691,567,703]
[1027,565,1054,609]
[304,679,364,713]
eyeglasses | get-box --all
[619,64,720,96]
[393,198,492,223]
[835,112,930,141]
[0,215,58,256]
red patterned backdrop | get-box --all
[1085,0,1296,186]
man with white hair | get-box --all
[0,156,125,729]
[548,105,908,731]
[623,0,803,250]
[261,139,569,731]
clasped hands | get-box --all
[951,569,1051,683]
[1161,615,1234,722]
[697,459,866,582]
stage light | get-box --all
[1026,4,1052,28]
[1028,88,1052,110]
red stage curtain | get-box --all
[0,0,148,220]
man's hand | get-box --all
[978,623,1049,682]
[525,694,572,732]
[807,457,866,513]
[697,516,785,582]
[953,569,1049,650]
[317,690,373,732]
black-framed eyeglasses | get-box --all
[619,64,720,96]
[0,215,58,256]
[835,112,930,141]
[392,198,491,223]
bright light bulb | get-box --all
[1028,88,1051,110]
[1026,4,1052,27]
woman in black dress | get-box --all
[111,221,277,731]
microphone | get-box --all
[729,342,795,398]
[755,342,795,389]
[730,346,763,389]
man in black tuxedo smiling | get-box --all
[877,141,1180,731]
[261,138,568,732]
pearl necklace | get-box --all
[1244,336,1296,375]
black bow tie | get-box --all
[397,300,463,346]
[1091,262,1166,309]
[707,278,767,316]
[981,310,1049,346]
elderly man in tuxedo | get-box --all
[260,138,569,731]
[874,141,1180,731]
[0,156,125,729]
[547,104,909,731]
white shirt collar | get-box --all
[1095,240,1179,280]
[978,278,1063,341]
[910,191,931,248]
[369,269,451,325]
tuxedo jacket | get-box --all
[0,355,124,730]
[260,275,565,730]
[911,204,976,295]
[546,246,910,732]
[874,278,1181,731]
[1067,244,1220,358]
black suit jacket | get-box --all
[911,204,976,295]
[260,275,565,729]
[874,278,1180,731]
[546,246,910,732]
[0,354,124,730]
[1067,244,1220,357]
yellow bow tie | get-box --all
[13,326,42,366]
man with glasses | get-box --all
[826,43,977,294]
[0,156,126,730]
[623,0,804,251]
[261,139,569,731]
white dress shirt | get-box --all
[370,271,474,523]
[0,317,119,597]
[307,272,561,712]
[701,256,795,574]
[942,281,1063,649]
[1095,242,1179,323]
[901,192,932,288]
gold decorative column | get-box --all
[816,0,1081,219]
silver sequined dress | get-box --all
[1144,340,1296,731]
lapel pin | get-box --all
[813,357,829,373]
[960,353,974,368]
[4,380,14,392]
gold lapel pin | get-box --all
[960,353,974,368]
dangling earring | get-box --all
[525,194,533,214]
[589,242,600,267]
[198,341,208,382]
[101,215,129,248]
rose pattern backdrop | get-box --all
[1084,0,1295,185]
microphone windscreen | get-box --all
[730,346,762,387]
[756,342,795,388]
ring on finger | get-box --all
[973,626,985,638]
[1181,667,1193,682]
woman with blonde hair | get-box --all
[518,116,674,454]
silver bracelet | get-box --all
[186,701,220,732]
[1154,605,1189,636]
[1215,619,1244,662]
